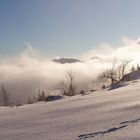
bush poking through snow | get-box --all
[37,90,48,102]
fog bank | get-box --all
[0,36,140,103]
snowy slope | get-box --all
[122,70,140,81]
[0,80,140,140]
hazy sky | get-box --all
[1,0,140,57]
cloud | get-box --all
[0,37,140,103]
[23,42,40,58]
[83,36,140,64]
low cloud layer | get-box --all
[0,36,140,103]
[83,36,140,63]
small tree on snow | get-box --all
[67,71,77,96]
[0,85,10,106]
[57,70,77,96]
[57,81,67,95]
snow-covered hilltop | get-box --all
[0,79,140,140]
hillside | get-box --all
[0,80,140,140]
[121,69,140,81]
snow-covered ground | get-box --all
[0,80,140,140]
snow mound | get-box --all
[121,70,140,81]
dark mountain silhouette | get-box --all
[52,58,81,64]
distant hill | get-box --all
[52,58,81,64]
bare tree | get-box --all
[57,70,77,96]
[0,85,10,106]
[67,71,77,96]
[57,80,67,95]
[99,58,118,86]
[117,59,132,80]
[99,58,131,86]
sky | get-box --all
[1,0,140,57]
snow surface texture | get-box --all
[0,80,140,140]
